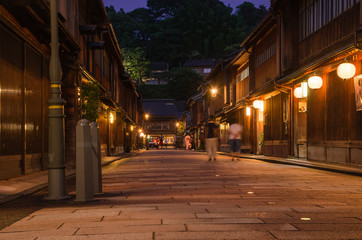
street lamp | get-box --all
[45,0,67,200]
[211,88,218,98]
[145,114,149,120]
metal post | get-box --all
[90,122,103,195]
[76,120,94,202]
[45,0,68,200]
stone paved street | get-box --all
[0,150,362,240]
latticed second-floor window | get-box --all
[255,44,276,68]
[236,67,249,84]
[299,0,360,41]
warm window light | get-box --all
[246,107,251,116]
[294,87,303,98]
[308,76,323,89]
[110,113,114,124]
[337,62,356,79]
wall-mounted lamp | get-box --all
[259,101,264,112]
[308,76,323,89]
[211,88,218,98]
[145,114,149,120]
[337,62,356,79]
[246,107,251,116]
[110,112,114,124]
[130,126,134,131]
[176,122,180,127]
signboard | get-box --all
[354,75,362,111]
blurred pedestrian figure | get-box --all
[159,134,164,149]
[153,138,158,149]
[164,138,168,148]
[228,121,243,161]
[185,133,191,150]
[190,134,195,150]
[205,118,219,161]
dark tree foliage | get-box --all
[105,1,268,100]
[137,68,203,101]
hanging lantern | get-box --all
[253,100,261,109]
[308,76,323,89]
[337,63,356,79]
[294,87,303,98]
[246,107,251,116]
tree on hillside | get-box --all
[166,68,204,101]
[106,0,269,99]
[236,2,268,36]
[122,47,150,84]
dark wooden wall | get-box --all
[0,25,49,179]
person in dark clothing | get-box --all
[204,118,219,161]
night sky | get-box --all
[103,0,270,12]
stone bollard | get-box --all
[75,119,94,202]
[90,122,103,195]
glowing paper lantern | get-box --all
[337,63,356,79]
[253,100,261,109]
[308,76,323,89]
[294,87,303,98]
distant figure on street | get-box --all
[205,118,219,161]
[164,138,168,148]
[159,134,164,149]
[185,133,191,150]
[228,121,243,161]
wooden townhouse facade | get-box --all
[0,0,142,180]
[201,0,362,168]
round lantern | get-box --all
[308,76,323,89]
[253,100,261,109]
[294,87,303,98]
[337,63,356,79]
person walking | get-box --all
[205,118,219,161]
[228,121,243,161]
[185,133,191,150]
[159,134,164,149]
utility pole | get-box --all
[45,0,67,200]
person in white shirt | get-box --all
[228,122,242,161]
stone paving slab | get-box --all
[155,231,277,240]
[270,230,362,239]
[1,150,362,240]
